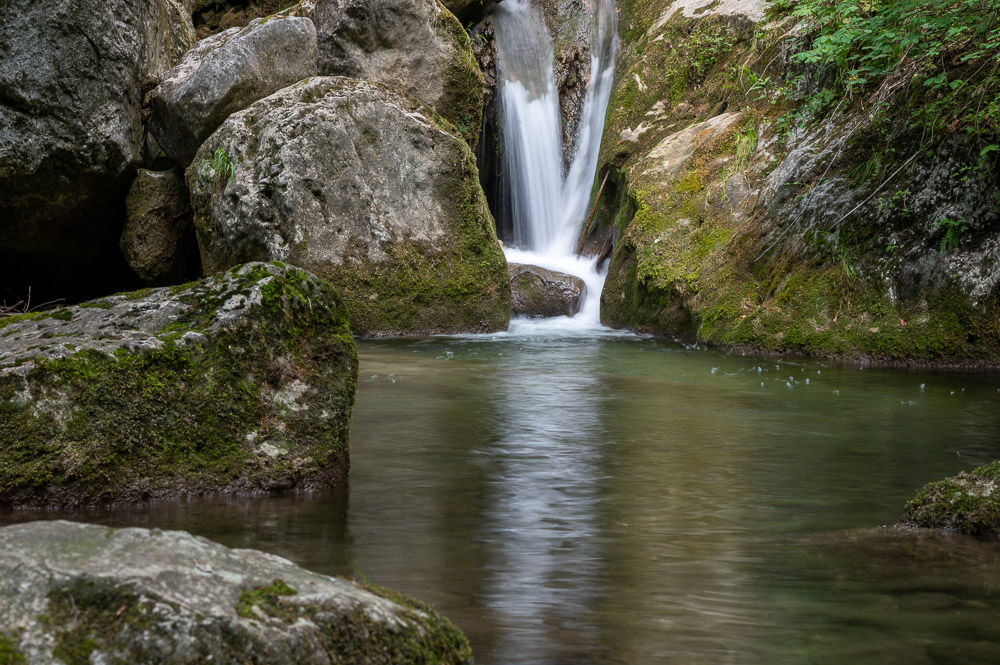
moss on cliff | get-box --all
[0,263,357,508]
[596,2,1000,364]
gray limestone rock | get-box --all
[121,168,199,286]
[509,263,586,317]
[148,15,319,167]
[0,262,356,508]
[188,77,509,336]
[0,520,473,664]
[313,0,484,147]
[0,0,195,301]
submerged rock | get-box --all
[121,168,200,286]
[900,461,1000,537]
[0,262,357,509]
[189,77,509,336]
[148,14,319,166]
[0,0,195,302]
[0,521,473,664]
[509,263,586,317]
[313,0,484,147]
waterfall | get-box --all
[492,0,617,330]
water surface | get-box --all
[7,333,1000,664]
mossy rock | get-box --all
[0,262,357,508]
[0,521,473,664]
[900,461,1000,537]
[189,77,509,337]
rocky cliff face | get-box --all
[591,0,1000,364]
[0,0,195,303]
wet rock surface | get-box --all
[148,14,319,166]
[0,262,356,508]
[314,0,484,147]
[0,520,473,664]
[188,77,509,336]
[509,263,586,317]
[121,168,199,286]
[0,0,195,302]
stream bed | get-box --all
[7,331,1000,664]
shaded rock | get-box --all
[900,461,1000,537]
[121,168,199,285]
[0,262,356,509]
[314,0,484,147]
[0,0,195,303]
[149,15,319,167]
[443,0,494,23]
[537,0,597,158]
[0,520,473,664]
[509,263,586,317]
[189,77,509,336]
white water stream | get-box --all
[492,0,617,333]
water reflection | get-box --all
[3,337,1000,665]
[476,338,609,664]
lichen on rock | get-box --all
[0,521,473,664]
[0,262,357,508]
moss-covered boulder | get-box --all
[0,262,357,509]
[189,77,509,336]
[900,461,1000,537]
[0,521,473,664]
[313,0,484,148]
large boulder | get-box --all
[899,461,1000,537]
[148,15,319,167]
[314,0,484,147]
[0,262,356,509]
[0,0,195,303]
[0,521,473,664]
[189,77,510,336]
[509,263,586,317]
[120,168,200,285]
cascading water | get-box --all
[492,0,617,332]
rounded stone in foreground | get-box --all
[0,520,473,664]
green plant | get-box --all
[788,0,1000,143]
[731,120,758,174]
[201,147,236,191]
[936,217,968,252]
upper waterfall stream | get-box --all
[492,0,617,331]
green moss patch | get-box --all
[901,461,1000,537]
